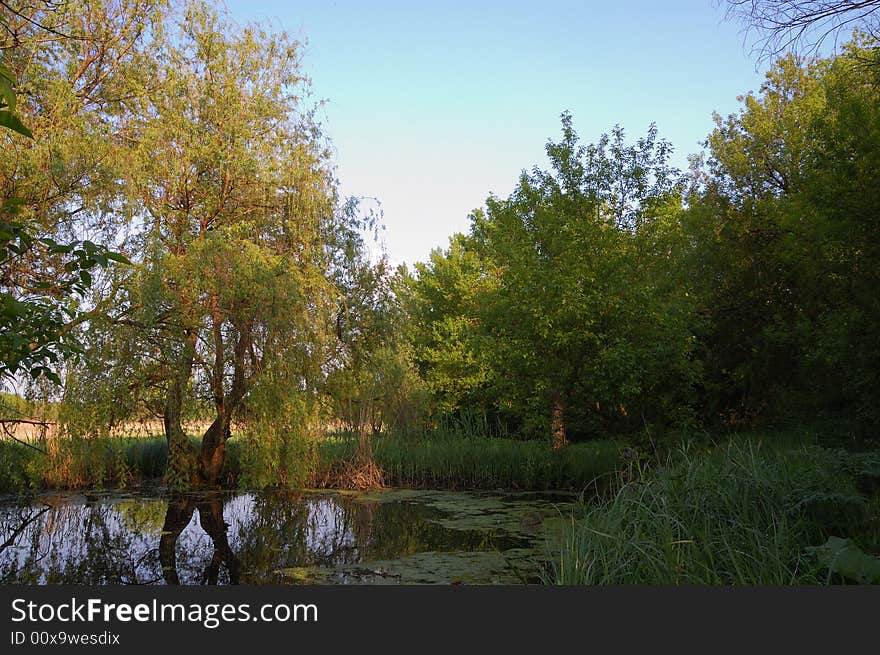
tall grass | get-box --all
[544,441,876,584]
[0,430,624,492]
[0,435,171,491]
[318,432,623,490]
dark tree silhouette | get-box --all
[723,1,880,59]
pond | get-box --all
[0,487,577,585]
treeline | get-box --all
[1,0,878,490]
[384,36,880,443]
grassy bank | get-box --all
[0,432,624,492]
[543,440,880,584]
[0,436,169,492]
[318,434,622,490]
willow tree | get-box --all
[77,2,340,485]
[1,0,163,390]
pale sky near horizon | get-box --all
[223,1,773,267]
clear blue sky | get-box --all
[223,0,770,266]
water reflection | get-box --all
[0,489,565,584]
[158,495,240,585]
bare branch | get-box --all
[0,421,50,455]
[721,0,880,62]
[0,0,90,43]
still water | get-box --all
[0,488,576,584]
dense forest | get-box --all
[1,0,879,585]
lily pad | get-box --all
[359,550,529,584]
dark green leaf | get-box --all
[104,251,131,264]
[0,78,15,112]
[0,110,33,139]
[0,62,16,85]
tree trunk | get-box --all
[163,332,196,486]
[196,321,252,485]
[158,495,196,584]
[197,413,231,485]
[198,494,240,584]
[551,392,568,449]
[164,378,191,484]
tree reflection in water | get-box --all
[0,496,163,584]
[0,489,532,584]
[158,494,240,585]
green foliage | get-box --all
[0,219,129,384]
[325,254,429,436]
[0,438,38,492]
[398,36,880,438]
[400,234,495,416]
[236,382,319,488]
[1,1,148,386]
[544,441,878,584]
[404,114,699,439]
[320,431,623,490]
[686,38,880,425]
[0,54,32,138]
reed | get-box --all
[317,431,622,490]
[543,440,878,584]
[0,430,623,491]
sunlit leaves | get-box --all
[406,115,697,438]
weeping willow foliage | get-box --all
[44,1,376,487]
[234,363,321,489]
